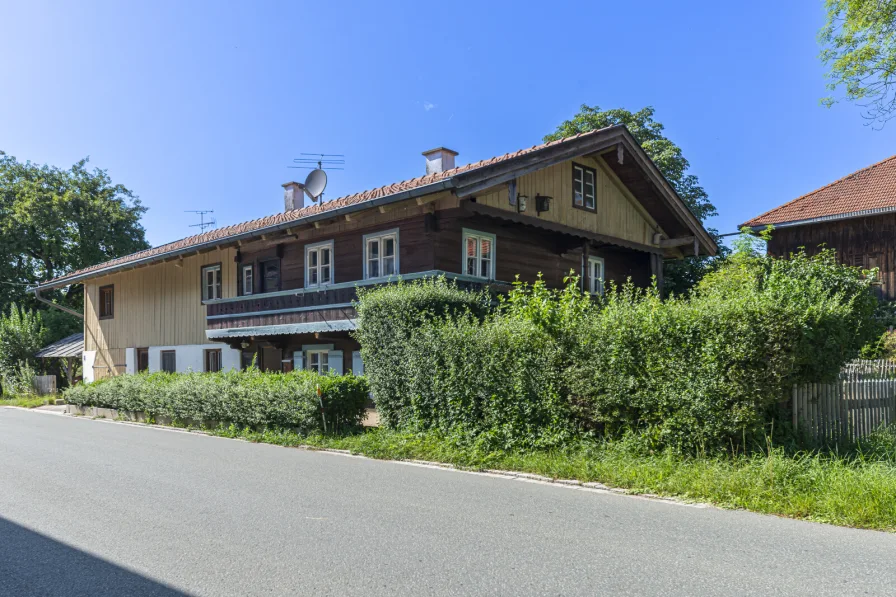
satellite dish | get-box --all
[304,168,327,202]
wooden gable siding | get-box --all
[767,215,896,300]
[473,156,661,248]
[434,212,652,289]
[84,249,238,359]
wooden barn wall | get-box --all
[84,249,238,369]
[434,213,652,289]
[767,215,895,299]
[474,156,662,247]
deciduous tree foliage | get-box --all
[545,105,725,294]
[820,0,896,125]
[0,151,149,335]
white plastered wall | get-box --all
[82,351,97,383]
[147,344,241,373]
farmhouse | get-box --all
[32,125,717,381]
[743,154,896,299]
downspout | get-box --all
[33,290,83,319]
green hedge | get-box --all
[355,248,879,452]
[65,369,369,433]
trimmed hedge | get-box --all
[355,248,880,452]
[65,369,369,433]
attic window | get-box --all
[573,164,596,211]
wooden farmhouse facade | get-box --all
[743,155,896,300]
[33,126,716,381]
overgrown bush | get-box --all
[0,304,46,396]
[65,369,369,433]
[356,244,878,453]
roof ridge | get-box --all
[746,154,896,226]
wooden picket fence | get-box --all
[793,359,896,444]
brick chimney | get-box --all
[422,147,458,175]
[282,181,305,212]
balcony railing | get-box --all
[203,270,509,323]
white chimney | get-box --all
[422,147,458,175]
[282,181,305,212]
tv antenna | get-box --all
[289,153,344,203]
[186,210,217,232]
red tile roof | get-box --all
[743,155,896,227]
[38,129,609,287]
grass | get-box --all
[196,425,896,532]
[0,395,51,408]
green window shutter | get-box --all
[328,350,343,375]
[351,351,364,375]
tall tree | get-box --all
[0,152,149,334]
[820,0,896,125]
[545,105,724,294]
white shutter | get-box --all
[293,352,305,371]
[351,351,364,375]
[328,350,343,375]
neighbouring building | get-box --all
[32,125,717,381]
[743,154,896,299]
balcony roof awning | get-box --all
[206,319,357,340]
[35,333,84,358]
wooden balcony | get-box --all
[203,270,508,331]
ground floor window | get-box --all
[462,229,496,279]
[307,350,329,374]
[161,350,177,373]
[137,348,149,372]
[241,351,256,370]
[587,256,605,295]
[205,349,222,373]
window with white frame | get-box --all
[587,256,605,295]
[307,350,329,374]
[242,264,254,295]
[305,240,334,287]
[462,229,496,279]
[364,229,398,279]
[201,264,222,301]
[573,164,596,211]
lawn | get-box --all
[0,395,52,408]
[205,425,896,532]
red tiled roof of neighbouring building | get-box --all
[743,155,896,227]
[38,129,609,287]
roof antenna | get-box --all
[186,210,216,232]
[289,153,345,203]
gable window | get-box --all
[587,256,605,295]
[98,285,114,319]
[462,229,496,279]
[201,264,222,301]
[307,350,329,374]
[573,163,596,211]
[161,350,177,373]
[242,265,254,296]
[261,259,281,293]
[305,240,334,288]
[364,229,399,279]
[205,349,222,373]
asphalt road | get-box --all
[2,409,895,597]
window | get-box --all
[242,265,254,296]
[98,285,114,319]
[201,264,222,301]
[137,348,149,373]
[307,350,329,374]
[305,240,334,287]
[204,349,222,373]
[241,351,256,370]
[587,256,605,295]
[364,229,398,279]
[261,259,280,293]
[161,350,177,373]
[573,163,596,211]
[462,229,496,279]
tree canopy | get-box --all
[0,151,149,335]
[820,0,896,125]
[545,105,724,294]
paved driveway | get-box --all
[1,407,895,596]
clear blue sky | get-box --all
[2,0,894,248]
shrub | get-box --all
[65,369,369,433]
[355,246,878,453]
